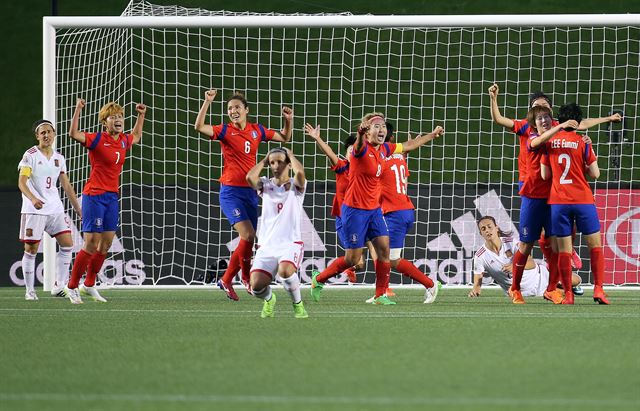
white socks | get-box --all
[56,246,73,288]
[22,252,37,292]
[253,285,272,301]
[282,274,302,304]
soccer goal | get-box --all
[42,0,640,289]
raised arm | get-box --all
[285,148,306,190]
[401,126,444,153]
[272,106,293,142]
[246,155,267,190]
[69,98,87,144]
[304,123,340,166]
[130,103,147,145]
[194,89,217,138]
[577,112,622,131]
[530,119,579,149]
[488,83,515,129]
[59,173,82,218]
[354,122,367,154]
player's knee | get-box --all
[23,243,39,255]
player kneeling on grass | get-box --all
[469,216,580,300]
[245,147,309,318]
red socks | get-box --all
[396,259,434,288]
[590,247,604,287]
[511,250,528,291]
[221,238,253,284]
[375,261,391,298]
[84,252,107,287]
[558,252,573,293]
[317,257,349,283]
[68,249,93,289]
[546,251,559,292]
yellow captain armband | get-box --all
[393,143,403,154]
[19,167,32,177]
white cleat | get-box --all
[51,285,67,297]
[25,290,39,301]
[80,284,107,303]
[65,286,83,304]
[424,281,441,304]
[365,295,376,304]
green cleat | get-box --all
[373,295,397,305]
[261,293,277,318]
[293,301,309,318]
[310,270,324,302]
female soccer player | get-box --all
[469,216,580,299]
[245,147,308,318]
[310,113,443,305]
[539,103,609,305]
[18,119,82,300]
[488,83,620,303]
[195,90,292,301]
[65,98,146,304]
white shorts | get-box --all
[520,264,550,297]
[251,242,304,278]
[19,213,72,243]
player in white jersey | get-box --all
[17,120,82,300]
[245,147,308,318]
[469,216,580,298]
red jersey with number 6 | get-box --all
[380,153,414,213]
[344,141,398,210]
[541,129,597,205]
[210,122,276,187]
[82,132,133,195]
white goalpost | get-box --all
[42,1,640,290]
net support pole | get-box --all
[42,18,57,292]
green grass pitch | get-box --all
[1,287,639,411]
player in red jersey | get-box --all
[195,89,292,301]
[537,103,609,305]
[65,98,146,304]
[488,84,620,303]
[309,113,443,305]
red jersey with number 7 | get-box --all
[541,129,597,205]
[344,141,398,210]
[380,153,414,213]
[82,132,133,195]
[210,122,276,187]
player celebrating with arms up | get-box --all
[65,98,146,304]
[538,103,609,305]
[245,147,308,318]
[195,90,292,301]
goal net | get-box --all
[45,0,639,287]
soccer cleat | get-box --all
[343,268,357,283]
[386,287,396,297]
[310,270,324,302]
[292,301,309,318]
[50,285,67,297]
[65,287,83,304]
[24,290,38,301]
[571,250,583,270]
[543,289,564,305]
[365,295,376,304]
[261,293,277,318]
[424,281,441,304]
[217,279,239,301]
[572,285,584,296]
[373,295,397,305]
[240,278,253,295]
[508,288,525,304]
[593,286,610,305]
[80,284,107,303]
[561,292,575,305]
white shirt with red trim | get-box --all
[256,177,306,247]
[18,146,67,215]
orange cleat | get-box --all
[508,288,525,304]
[543,289,564,305]
[593,285,610,305]
[386,287,396,297]
[561,292,575,305]
[343,268,357,283]
[571,250,583,270]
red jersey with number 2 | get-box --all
[344,141,398,210]
[82,132,133,195]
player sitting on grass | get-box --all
[245,147,309,318]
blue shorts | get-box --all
[339,205,388,249]
[335,216,349,249]
[550,204,601,237]
[519,196,551,243]
[384,209,415,249]
[82,192,120,233]
[219,185,259,229]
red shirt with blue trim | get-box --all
[380,153,414,213]
[344,141,398,210]
[520,132,552,199]
[210,122,275,187]
[512,118,559,183]
[82,132,133,195]
[330,158,350,217]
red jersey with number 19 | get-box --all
[380,153,414,213]
[82,132,133,195]
[344,141,398,210]
[210,122,275,187]
[541,129,597,205]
